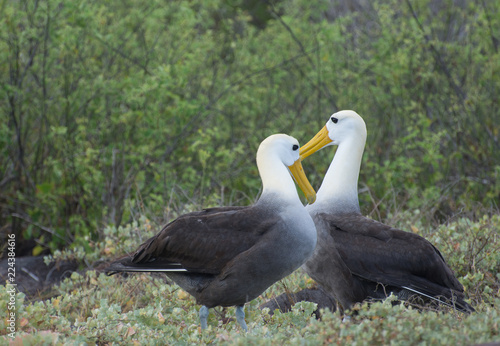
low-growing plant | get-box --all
[2,211,499,344]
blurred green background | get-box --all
[1,0,499,255]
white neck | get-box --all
[257,154,300,206]
[314,135,365,213]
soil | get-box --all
[0,256,79,300]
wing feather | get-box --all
[132,206,279,274]
[321,213,464,293]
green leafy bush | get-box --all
[1,0,499,259]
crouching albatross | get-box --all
[106,134,318,331]
[298,110,474,314]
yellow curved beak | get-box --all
[288,159,316,204]
[299,126,332,160]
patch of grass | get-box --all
[2,213,499,344]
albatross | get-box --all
[299,110,474,314]
[106,134,318,330]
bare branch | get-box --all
[480,0,499,53]
[405,0,467,103]
[267,1,338,111]
[11,213,65,241]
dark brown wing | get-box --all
[132,206,280,274]
[322,213,465,294]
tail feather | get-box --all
[402,285,475,313]
[356,274,475,313]
[105,258,187,276]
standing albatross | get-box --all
[106,134,318,330]
[299,110,474,314]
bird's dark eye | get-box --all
[331,117,338,124]
[292,144,299,151]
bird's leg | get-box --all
[235,305,248,332]
[199,305,209,330]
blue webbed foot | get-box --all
[199,305,209,330]
[235,305,248,332]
